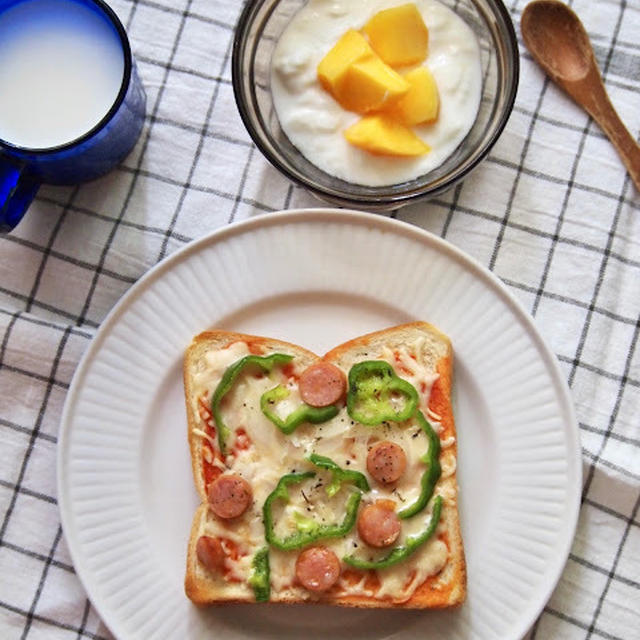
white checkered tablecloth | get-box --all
[1,0,638,638]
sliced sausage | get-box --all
[295,546,341,593]
[366,440,407,485]
[207,474,252,519]
[196,535,225,573]
[357,501,401,548]
[299,362,346,407]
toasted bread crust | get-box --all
[184,324,466,608]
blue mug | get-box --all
[0,0,146,232]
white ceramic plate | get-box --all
[58,209,581,640]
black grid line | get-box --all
[486,9,550,274]
[0,286,100,328]
[136,53,234,86]
[579,422,640,448]
[540,605,627,640]
[0,313,18,371]
[569,553,640,589]
[0,327,71,543]
[1,234,140,285]
[75,599,92,640]
[0,419,57,444]
[0,602,109,640]
[74,0,195,328]
[27,149,637,254]
[0,482,58,510]
[485,154,640,211]
[1,540,74,575]
[21,526,63,639]
[147,113,249,147]
[583,497,640,527]
[436,196,640,276]
[34,194,195,241]
[228,146,256,224]
[52,162,279,209]
[126,0,236,31]
[562,355,640,389]
[0,309,93,339]
[283,183,294,210]
[18,162,638,304]
[511,104,610,138]
[576,204,635,499]
[586,489,640,639]
[530,116,591,317]
[0,479,58,505]
[502,276,640,326]
[24,187,81,317]
[1,364,70,390]
[582,447,640,483]
[157,23,237,261]
[441,182,464,239]
[124,0,140,46]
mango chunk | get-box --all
[317,29,374,96]
[383,67,439,125]
[344,115,431,156]
[363,3,429,67]
[317,29,409,113]
[335,56,410,114]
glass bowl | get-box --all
[232,0,519,211]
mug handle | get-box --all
[1,155,41,233]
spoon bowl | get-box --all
[522,1,590,81]
[521,0,640,190]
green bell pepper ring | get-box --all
[260,385,339,435]
[346,360,419,426]
[398,411,442,519]
[211,353,293,453]
[343,495,443,570]
[263,471,362,551]
[307,453,370,497]
[248,546,270,602]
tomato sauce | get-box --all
[428,358,453,440]
[232,427,252,453]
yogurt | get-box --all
[271,0,483,186]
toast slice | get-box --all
[184,323,466,608]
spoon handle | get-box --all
[569,69,640,192]
[595,100,640,193]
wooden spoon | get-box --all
[521,0,640,190]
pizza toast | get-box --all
[183,322,466,608]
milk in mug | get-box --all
[0,0,125,149]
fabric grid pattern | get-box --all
[0,0,638,638]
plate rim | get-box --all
[57,207,582,640]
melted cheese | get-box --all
[191,339,456,602]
